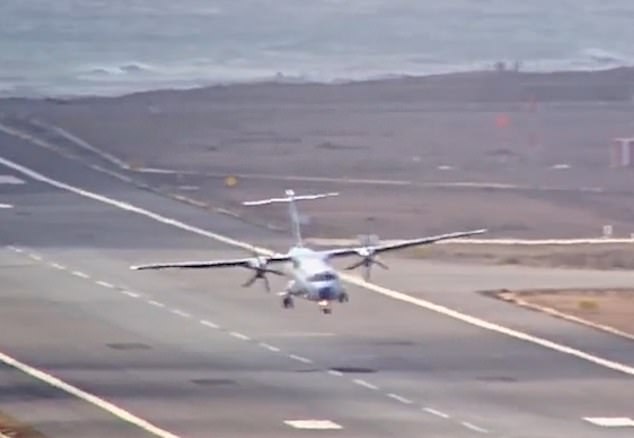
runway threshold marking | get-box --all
[0,175,24,184]
[0,350,180,438]
[284,420,343,430]
[2,155,633,380]
[583,417,634,427]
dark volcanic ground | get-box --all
[3,67,634,239]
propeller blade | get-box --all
[345,259,366,270]
[242,273,257,287]
[263,268,285,276]
[375,258,389,270]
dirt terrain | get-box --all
[493,288,634,338]
[4,68,634,241]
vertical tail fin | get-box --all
[242,189,339,246]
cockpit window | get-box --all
[308,271,338,282]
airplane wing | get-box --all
[130,253,292,270]
[322,229,487,259]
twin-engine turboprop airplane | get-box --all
[130,190,486,314]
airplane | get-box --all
[130,189,486,314]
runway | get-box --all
[1,130,633,437]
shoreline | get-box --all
[2,65,634,103]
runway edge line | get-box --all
[0,349,180,438]
[1,155,633,379]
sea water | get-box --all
[1,0,633,97]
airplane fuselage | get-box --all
[283,246,347,309]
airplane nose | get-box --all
[318,285,334,300]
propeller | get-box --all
[241,254,284,292]
[344,235,389,281]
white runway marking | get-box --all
[71,270,89,279]
[171,309,191,318]
[263,332,335,337]
[0,175,24,184]
[258,342,280,352]
[353,379,378,390]
[423,407,450,419]
[461,421,489,433]
[3,155,634,379]
[28,253,42,261]
[387,393,413,404]
[50,262,66,270]
[327,369,343,377]
[0,349,179,438]
[7,246,22,253]
[0,203,13,209]
[96,280,115,289]
[583,417,634,427]
[289,354,313,364]
[284,420,342,430]
[200,319,219,329]
[121,290,140,298]
[229,331,250,341]
[148,300,165,308]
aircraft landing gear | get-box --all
[338,292,349,303]
[282,296,294,309]
[318,300,332,315]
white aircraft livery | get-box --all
[131,190,486,314]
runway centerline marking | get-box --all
[229,331,250,341]
[200,319,219,329]
[0,203,13,209]
[387,393,413,404]
[71,270,89,279]
[461,421,489,433]
[96,280,115,289]
[353,379,378,390]
[259,342,280,352]
[0,350,180,438]
[171,309,191,318]
[121,290,140,298]
[289,354,313,364]
[149,300,165,308]
[424,407,450,419]
[28,253,42,261]
[2,154,631,379]
[50,262,66,270]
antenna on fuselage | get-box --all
[242,189,339,246]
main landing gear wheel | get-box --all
[338,292,349,303]
[321,307,332,315]
[282,296,294,309]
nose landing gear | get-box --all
[338,292,349,303]
[318,300,332,315]
[282,295,294,309]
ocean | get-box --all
[2,0,634,98]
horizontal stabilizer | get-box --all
[242,189,339,206]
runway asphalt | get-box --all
[1,130,633,437]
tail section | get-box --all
[242,189,339,246]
